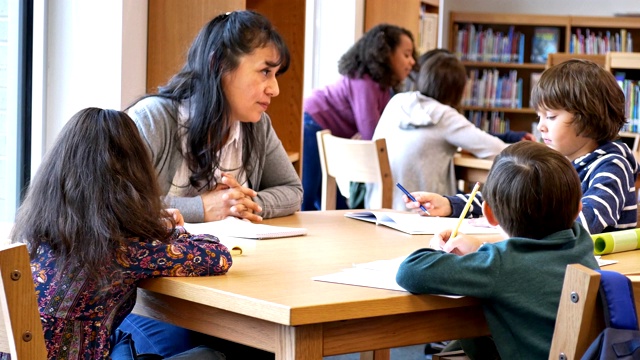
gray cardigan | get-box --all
[128,96,303,222]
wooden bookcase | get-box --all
[146,0,305,172]
[449,12,640,134]
[607,52,640,138]
[365,0,440,54]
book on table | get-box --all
[184,217,307,240]
[344,211,503,235]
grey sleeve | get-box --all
[164,195,204,223]
[250,114,303,219]
[128,98,206,222]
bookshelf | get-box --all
[365,0,440,54]
[449,12,640,134]
[606,52,640,136]
[146,0,305,173]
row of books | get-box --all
[620,79,640,133]
[461,69,523,108]
[465,110,511,134]
[454,24,525,63]
[569,29,634,54]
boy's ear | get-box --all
[482,201,500,226]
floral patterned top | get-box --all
[27,227,231,360]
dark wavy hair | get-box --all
[338,23,417,91]
[483,141,582,239]
[530,59,626,143]
[11,108,174,285]
[137,10,290,191]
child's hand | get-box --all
[442,233,485,255]
[521,132,537,141]
[165,208,184,227]
[201,173,263,223]
[430,229,483,256]
[405,192,452,217]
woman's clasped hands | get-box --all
[202,173,263,222]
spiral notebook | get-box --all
[184,217,307,240]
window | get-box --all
[0,0,31,222]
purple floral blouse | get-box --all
[27,227,231,360]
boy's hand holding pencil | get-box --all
[429,182,484,256]
[430,229,486,256]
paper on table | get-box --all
[345,211,503,235]
[312,256,462,298]
[595,256,618,267]
[184,217,307,240]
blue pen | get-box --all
[395,182,430,215]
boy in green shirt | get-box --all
[396,141,599,359]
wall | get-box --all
[34,0,147,171]
[440,0,640,52]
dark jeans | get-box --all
[301,112,348,211]
[110,328,225,360]
[118,314,273,360]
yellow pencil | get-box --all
[451,182,481,238]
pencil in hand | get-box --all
[451,182,481,238]
[396,182,430,215]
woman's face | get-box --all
[222,43,282,123]
[389,34,416,83]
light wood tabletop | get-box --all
[132,210,640,359]
[133,210,490,359]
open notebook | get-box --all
[184,217,307,240]
[345,211,503,235]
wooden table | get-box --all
[133,211,490,360]
[453,152,492,191]
[603,250,640,276]
[133,210,640,359]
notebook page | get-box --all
[184,217,307,239]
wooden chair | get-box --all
[548,264,605,360]
[0,243,47,359]
[316,129,393,210]
[546,53,606,69]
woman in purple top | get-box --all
[302,24,417,211]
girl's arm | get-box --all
[348,77,391,140]
[122,226,232,278]
[441,108,507,159]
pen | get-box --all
[451,182,481,238]
[395,182,430,215]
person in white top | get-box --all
[367,50,525,210]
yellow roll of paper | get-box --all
[591,228,640,255]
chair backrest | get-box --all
[548,264,604,360]
[316,129,393,210]
[0,243,47,359]
[546,53,606,69]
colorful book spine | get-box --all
[454,24,526,64]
